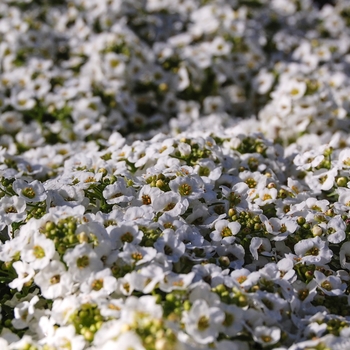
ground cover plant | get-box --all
[1,0,350,349]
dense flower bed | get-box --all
[1,0,350,349]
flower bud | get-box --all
[337,177,348,187]
[312,225,322,236]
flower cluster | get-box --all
[1,0,350,349]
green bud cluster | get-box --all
[69,303,104,342]
[0,177,16,196]
[172,141,212,166]
[326,318,349,336]
[110,261,133,278]
[140,227,162,247]
[162,291,188,320]
[312,295,350,317]
[146,173,172,191]
[231,287,249,307]
[212,284,233,304]
[294,263,316,283]
[18,344,38,350]
[26,203,46,220]
[285,222,314,248]
[40,217,78,255]
[235,137,267,156]
[133,313,177,350]
[231,211,264,247]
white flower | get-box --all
[250,237,272,260]
[12,296,39,330]
[252,326,281,347]
[103,179,134,204]
[276,257,296,282]
[101,331,145,350]
[63,243,104,282]
[219,303,244,337]
[210,219,241,244]
[338,148,350,169]
[253,69,275,94]
[260,214,298,240]
[294,237,333,266]
[292,279,318,305]
[21,232,56,270]
[12,179,47,202]
[195,158,222,183]
[154,228,186,262]
[8,261,35,292]
[109,223,143,249]
[42,325,86,350]
[123,205,154,225]
[169,175,205,201]
[129,265,165,294]
[15,122,45,148]
[80,268,117,297]
[183,299,225,344]
[10,89,36,110]
[152,191,188,216]
[159,271,195,293]
[203,96,225,114]
[121,295,163,322]
[118,243,157,266]
[326,215,346,244]
[313,270,346,296]
[339,241,350,270]
[34,260,73,299]
[0,111,23,132]
[254,187,278,206]
[253,290,288,321]
[275,95,292,117]
[216,243,245,269]
[177,64,190,91]
[0,196,26,230]
[284,79,307,100]
[103,52,126,78]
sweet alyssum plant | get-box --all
[1,0,350,349]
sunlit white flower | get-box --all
[152,190,188,216]
[169,175,205,201]
[183,299,225,344]
[80,268,117,297]
[109,223,143,249]
[43,325,86,350]
[21,232,56,270]
[118,243,157,266]
[210,219,241,244]
[34,260,73,299]
[12,296,39,330]
[8,261,35,292]
[101,331,145,350]
[63,243,104,282]
[13,179,47,203]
